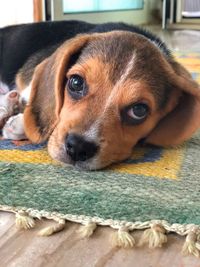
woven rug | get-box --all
[0,52,200,257]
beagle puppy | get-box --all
[0,21,200,170]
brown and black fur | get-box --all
[0,20,170,89]
[1,21,200,170]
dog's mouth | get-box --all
[72,158,101,170]
[51,149,101,170]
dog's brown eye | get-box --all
[128,103,148,120]
[121,103,149,125]
[67,74,87,100]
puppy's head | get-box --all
[24,31,200,170]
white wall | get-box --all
[0,0,34,27]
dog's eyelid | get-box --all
[66,66,86,79]
[66,72,84,80]
[120,98,152,112]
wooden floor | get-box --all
[1,212,200,267]
[1,26,200,267]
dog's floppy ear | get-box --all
[146,61,200,146]
[24,34,93,143]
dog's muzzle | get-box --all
[65,133,98,162]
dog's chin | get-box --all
[47,145,104,171]
[74,160,101,171]
[57,155,103,170]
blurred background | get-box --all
[0,0,200,52]
[0,0,200,30]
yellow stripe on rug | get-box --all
[112,147,184,179]
[0,149,56,164]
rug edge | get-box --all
[1,204,200,257]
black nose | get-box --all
[65,134,98,162]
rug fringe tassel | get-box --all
[182,229,200,258]
[112,226,135,248]
[38,219,66,236]
[15,210,36,230]
[77,222,97,238]
[139,223,167,248]
[5,207,200,258]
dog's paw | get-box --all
[0,90,21,129]
[2,113,27,140]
